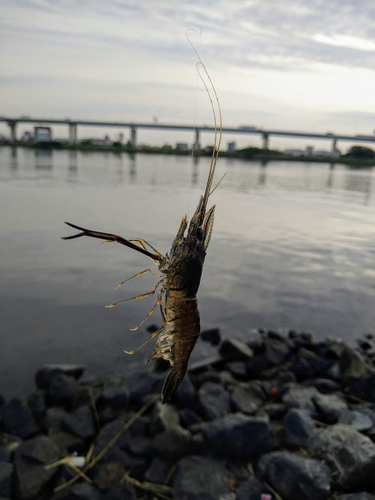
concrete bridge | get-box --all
[1,116,375,152]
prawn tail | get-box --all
[161,367,186,404]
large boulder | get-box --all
[257,450,331,500]
[308,423,375,490]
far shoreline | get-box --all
[2,142,375,167]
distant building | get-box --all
[305,146,313,156]
[34,126,52,142]
[176,143,188,150]
[227,141,236,152]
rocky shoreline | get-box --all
[2,328,375,500]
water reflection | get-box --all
[35,149,53,170]
[0,146,374,399]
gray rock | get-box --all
[179,408,202,428]
[172,376,199,411]
[339,409,374,431]
[225,361,248,379]
[202,413,271,459]
[231,382,266,415]
[27,390,46,427]
[282,386,319,414]
[0,433,22,455]
[312,392,348,423]
[63,404,96,440]
[198,382,231,420]
[152,426,193,460]
[283,408,316,446]
[94,418,132,456]
[0,461,13,498]
[124,368,164,404]
[126,436,154,458]
[35,364,85,389]
[303,378,342,392]
[47,373,79,405]
[0,398,40,439]
[340,345,368,383]
[219,339,254,361]
[200,328,221,345]
[308,423,375,490]
[14,435,63,500]
[257,450,331,500]
[67,482,102,500]
[264,337,291,365]
[93,462,126,491]
[103,483,136,500]
[236,476,270,500]
[97,385,130,409]
[261,403,287,420]
[350,374,375,403]
[173,455,232,500]
[144,456,173,484]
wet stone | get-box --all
[283,408,316,447]
[303,377,342,392]
[0,398,40,440]
[350,374,375,403]
[170,376,200,411]
[97,385,130,410]
[200,328,221,345]
[257,450,331,500]
[308,423,375,490]
[173,455,233,500]
[14,435,63,500]
[126,436,154,458]
[340,345,368,383]
[219,338,254,361]
[93,462,126,491]
[125,369,164,404]
[225,361,248,379]
[231,382,266,415]
[67,481,102,500]
[0,461,13,498]
[312,392,348,424]
[102,483,136,500]
[236,476,271,500]
[35,364,85,390]
[63,403,96,440]
[143,455,173,484]
[338,409,374,431]
[282,385,319,415]
[203,413,271,460]
[197,381,231,420]
[264,337,291,365]
[27,390,46,428]
[179,408,202,428]
[47,373,79,405]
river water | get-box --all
[1,146,374,398]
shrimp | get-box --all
[62,57,222,403]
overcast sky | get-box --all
[1,0,375,148]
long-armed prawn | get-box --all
[62,44,222,403]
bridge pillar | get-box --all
[262,133,269,150]
[193,129,200,150]
[68,123,77,144]
[7,121,17,142]
[331,138,337,156]
[130,127,137,148]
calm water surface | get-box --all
[1,146,374,398]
